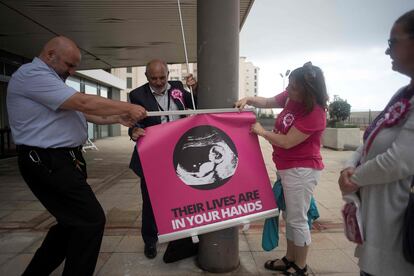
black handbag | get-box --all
[402,178,414,264]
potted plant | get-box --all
[323,96,360,150]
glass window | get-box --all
[127,77,132,89]
[100,86,108,98]
[84,81,97,139]
[85,81,97,95]
[98,86,109,138]
[87,123,94,139]
[126,67,132,73]
[66,76,81,91]
[100,125,109,138]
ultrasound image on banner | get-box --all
[173,125,238,190]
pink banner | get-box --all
[137,111,277,242]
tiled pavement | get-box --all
[0,135,359,275]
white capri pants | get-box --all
[278,167,320,246]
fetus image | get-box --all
[173,125,238,190]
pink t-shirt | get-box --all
[272,91,326,170]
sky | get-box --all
[239,0,414,111]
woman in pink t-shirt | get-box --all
[235,62,328,276]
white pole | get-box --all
[177,0,196,110]
[147,108,254,117]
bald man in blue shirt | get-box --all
[7,36,146,276]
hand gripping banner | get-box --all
[137,111,278,242]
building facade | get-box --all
[111,57,259,107]
[239,56,259,99]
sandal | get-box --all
[282,262,308,276]
[264,256,292,271]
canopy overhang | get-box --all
[0,0,254,69]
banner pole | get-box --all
[146,108,254,117]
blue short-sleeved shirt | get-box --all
[7,57,87,148]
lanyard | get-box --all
[155,92,171,122]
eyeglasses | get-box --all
[388,35,414,49]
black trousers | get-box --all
[17,146,106,276]
[140,176,158,245]
[139,175,198,263]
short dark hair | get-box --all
[395,9,414,36]
[289,62,329,114]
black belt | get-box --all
[17,144,82,152]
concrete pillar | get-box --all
[197,227,239,272]
[196,0,239,108]
[196,0,240,272]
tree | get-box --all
[328,95,351,127]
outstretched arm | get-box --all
[85,114,136,127]
[235,96,282,109]
[61,92,147,122]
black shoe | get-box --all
[144,243,157,259]
[283,263,308,276]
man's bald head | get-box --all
[39,36,81,80]
[145,59,169,93]
[145,59,168,75]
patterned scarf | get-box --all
[363,86,414,156]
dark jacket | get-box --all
[128,81,196,176]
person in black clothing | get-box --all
[128,59,198,260]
